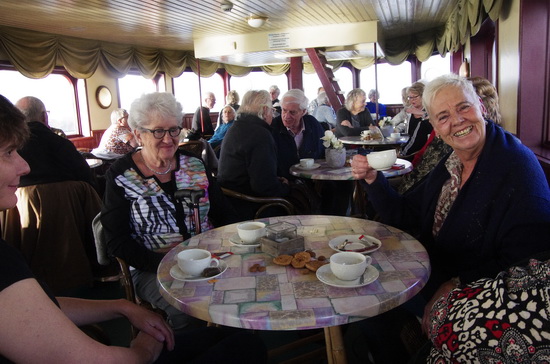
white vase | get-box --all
[325,147,346,168]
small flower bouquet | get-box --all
[321,130,346,167]
[321,130,344,150]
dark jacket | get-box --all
[400,114,433,157]
[271,114,325,179]
[217,113,290,197]
[335,108,376,137]
[191,106,215,136]
[363,121,550,298]
[19,121,91,187]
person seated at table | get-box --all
[191,91,216,137]
[399,82,433,159]
[15,96,91,187]
[312,91,336,130]
[208,105,235,153]
[335,88,376,137]
[215,90,239,130]
[366,89,387,120]
[269,85,282,117]
[92,108,138,159]
[397,77,501,195]
[101,92,237,331]
[217,90,291,220]
[391,87,411,134]
[271,89,325,180]
[351,74,550,362]
[307,86,324,115]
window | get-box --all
[421,54,451,82]
[230,72,288,103]
[118,73,164,110]
[173,72,224,114]
[0,68,84,136]
[360,62,412,104]
[303,66,354,104]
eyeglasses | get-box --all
[407,95,420,100]
[141,127,182,139]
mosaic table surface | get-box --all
[158,215,430,331]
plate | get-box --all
[316,264,379,288]
[328,234,381,254]
[295,163,320,171]
[170,260,228,282]
[229,233,261,247]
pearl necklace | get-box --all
[141,154,172,175]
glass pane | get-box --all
[173,72,224,113]
[230,72,288,103]
[118,74,158,110]
[421,54,451,82]
[0,70,79,135]
[304,68,353,106]
[360,62,412,104]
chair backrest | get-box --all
[220,187,295,219]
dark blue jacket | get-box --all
[271,114,325,179]
[363,121,550,297]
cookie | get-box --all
[294,251,311,261]
[273,255,293,266]
[305,260,328,272]
[291,256,309,269]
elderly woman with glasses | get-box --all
[399,81,433,158]
[101,92,237,330]
[335,88,376,137]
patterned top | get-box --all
[92,124,134,158]
[114,153,213,251]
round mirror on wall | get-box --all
[96,85,112,109]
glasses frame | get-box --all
[141,126,183,139]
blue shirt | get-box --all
[208,120,234,149]
[366,102,387,117]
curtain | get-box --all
[0,0,505,78]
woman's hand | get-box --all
[421,280,457,335]
[125,304,175,351]
[406,106,425,118]
[130,331,166,363]
[340,120,353,128]
[351,154,378,184]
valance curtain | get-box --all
[0,0,504,78]
[382,0,503,65]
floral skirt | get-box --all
[428,259,550,363]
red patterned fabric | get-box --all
[428,259,550,362]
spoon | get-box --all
[359,266,369,284]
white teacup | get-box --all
[177,249,219,277]
[237,222,266,244]
[330,252,372,281]
[299,158,314,168]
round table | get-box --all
[158,215,430,362]
[86,158,103,168]
[289,159,412,180]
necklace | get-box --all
[141,154,172,175]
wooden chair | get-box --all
[220,187,295,219]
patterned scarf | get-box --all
[432,152,463,236]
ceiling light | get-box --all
[247,16,268,28]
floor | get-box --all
[66,280,375,363]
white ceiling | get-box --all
[0,0,457,66]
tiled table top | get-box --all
[158,215,430,331]
[289,159,412,180]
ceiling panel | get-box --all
[0,0,456,64]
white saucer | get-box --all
[295,163,320,171]
[229,233,261,247]
[329,234,381,254]
[170,260,228,281]
[316,264,379,288]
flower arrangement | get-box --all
[321,130,344,150]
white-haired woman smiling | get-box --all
[351,74,550,361]
[101,92,237,330]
